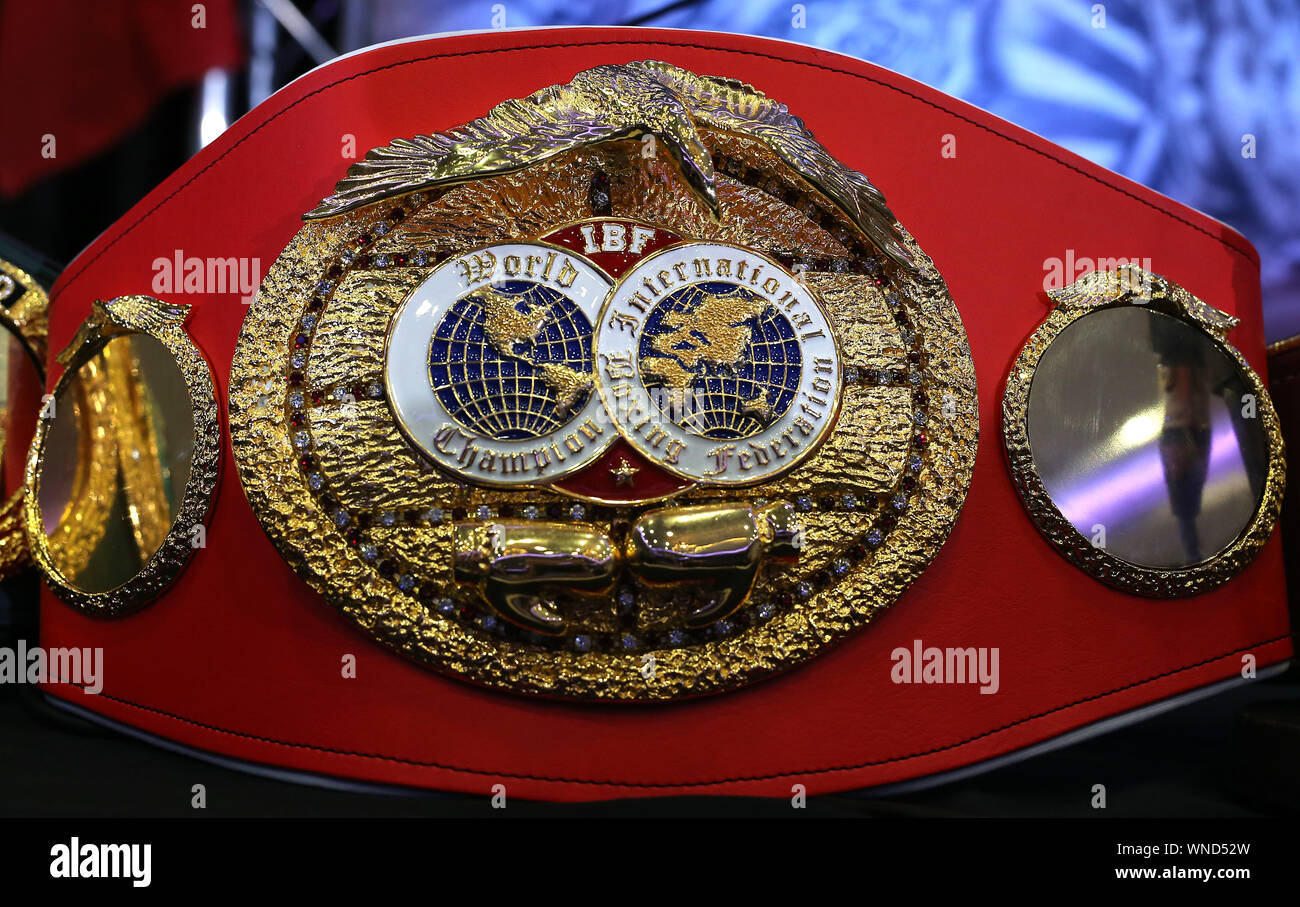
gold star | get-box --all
[610,458,639,486]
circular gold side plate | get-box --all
[229,62,978,700]
[24,297,221,617]
[1002,265,1285,597]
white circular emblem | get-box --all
[387,242,617,487]
[593,242,842,485]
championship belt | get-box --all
[14,28,1289,799]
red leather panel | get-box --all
[37,28,1291,800]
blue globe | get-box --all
[638,281,802,440]
[429,281,594,441]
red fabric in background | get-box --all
[0,0,243,197]
[35,28,1292,800]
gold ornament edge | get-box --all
[23,296,222,617]
[1001,265,1285,597]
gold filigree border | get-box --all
[0,255,50,579]
[1002,265,1285,597]
[23,296,221,617]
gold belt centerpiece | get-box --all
[229,61,978,700]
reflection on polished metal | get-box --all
[454,520,619,633]
[0,256,50,579]
[230,61,978,699]
[454,502,803,634]
[1004,265,1285,596]
[626,502,801,626]
[1029,307,1267,568]
[24,297,220,615]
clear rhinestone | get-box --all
[619,635,638,651]
[360,544,378,562]
[908,370,923,386]
[569,503,587,521]
[832,558,850,577]
[332,386,350,401]
[366,382,383,399]
[840,493,858,510]
[875,369,893,385]
[412,250,429,267]
[571,634,592,653]
[290,352,306,369]
[866,529,884,547]
[292,430,310,449]
[477,614,498,632]
[908,455,923,473]
[301,313,317,331]
[521,505,540,520]
[843,366,860,384]
[288,391,304,409]
[307,472,324,492]
[475,505,493,520]
[339,250,356,265]
[664,629,687,647]
[374,254,390,268]
[755,601,777,621]
[315,279,334,294]
[374,220,389,235]
[892,493,908,512]
[332,509,350,528]
[795,581,813,599]
[379,510,397,528]
[795,495,814,513]
[424,507,444,524]
[913,410,928,425]
[435,597,455,615]
[396,574,414,592]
